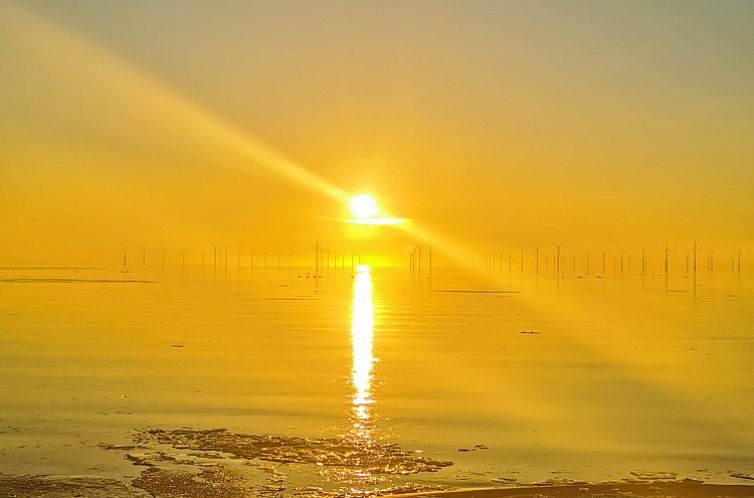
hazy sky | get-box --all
[2,0,753,265]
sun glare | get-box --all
[349,194,379,219]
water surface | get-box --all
[1,265,752,495]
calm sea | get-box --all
[1,265,752,495]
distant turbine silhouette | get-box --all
[586,251,590,275]
[552,243,565,282]
[313,240,321,277]
[641,246,647,278]
[620,249,624,279]
[664,243,671,292]
[691,239,701,292]
[429,245,434,279]
[685,250,690,278]
[223,244,229,281]
[738,249,742,276]
[507,248,512,284]
[211,243,219,281]
[534,245,543,285]
[519,248,524,284]
[237,245,242,279]
[664,243,670,278]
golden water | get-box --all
[1,265,752,494]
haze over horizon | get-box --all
[3,4,754,496]
[2,0,754,266]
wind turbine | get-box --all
[222,244,229,281]
[429,245,434,279]
[620,249,624,279]
[552,243,565,282]
[691,239,701,291]
[664,243,670,279]
[211,243,219,280]
[586,251,590,275]
[418,245,424,278]
[738,249,742,276]
[412,245,422,279]
[663,243,669,277]
[237,244,242,279]
[685,249,690,278]
[519,248,524,284]
[534,245,542,284]
[139,246,146,276]
[312,240,321,277]
[507,248,512,284]
[641,246,647,278]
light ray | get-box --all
[1,2,348,203]
[1,2,487,271]
[4,4,699,400]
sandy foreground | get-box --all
[400,482,754,498]
[2,475,754,498]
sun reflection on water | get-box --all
[351,264,375,442]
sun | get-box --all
[345,193,407,225]
[349,194,379,219]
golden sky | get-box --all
[1,0,753,266]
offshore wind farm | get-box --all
[109,239,744,288]
[2,245,753,498]
[2,1,754,498]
